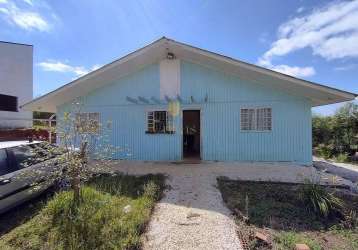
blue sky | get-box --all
[0,0,357,115]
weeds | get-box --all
[333,153,350,163]
[275,232,321,250]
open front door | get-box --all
[183,110,200,160]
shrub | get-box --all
[299,181,343,218]
[143,181,160,200]
[275,232,321,250]
[334,153,350,163]
[315,144,333,159]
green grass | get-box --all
[217,178,358,250]
[274,232,322,250]
[0,173,165,250]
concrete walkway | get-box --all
[103,161,356,250]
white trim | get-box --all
[145,109,175,134]
[21,37,356,112]
[182,108,202,160]
[172,39,356,100]
[160,59,181,99]
[240,107,272,132]
[21,37,168,112]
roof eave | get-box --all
[21,37,357,112]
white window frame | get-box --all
[240,107,272,132]
[146,110,175,134]
[75,112,100,134]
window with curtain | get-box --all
[146,111,174,134]
[241,108,272,131]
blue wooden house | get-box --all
[23,37,356,165]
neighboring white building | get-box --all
[0,41,33,128]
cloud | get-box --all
[296,7,304,13]
[334,64,358,71]
[91,64,103,71]
[269,64,315,77]
[37,60,100,78]
[258,32,269,44]
[258,1,358,77]
[258,56,316,77]
[23,0,33,6]
[0,0,53,31]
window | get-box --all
[0,94,18,112]
[75,112,100,133]
[241,108,272,131]
[0,149,10,176]
[146,111,174,134]
[12,146,36,169]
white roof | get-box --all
[22,37,357,112]
[0,140,42,149]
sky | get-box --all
[0,0,357,116]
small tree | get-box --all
[55,100,118,204]
[18,100,118,205]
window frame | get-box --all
[0,94,18,112]
[145,110,175,134]
[240,107,272,132]
[75,112,100,134]
[0,149,10,176]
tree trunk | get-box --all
[72,141,88,204]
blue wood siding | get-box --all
[57,60,312,164]
[180,61,312,164]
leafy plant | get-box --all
[299,181,343,218]
[275,232,321,250]
[343,209,358,229]
[315,144,333,159]
[312,102,358,161]
[334,153,349,163]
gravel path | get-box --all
[313,156,358,184]
[142,168,242,250]
[102,160,356,250]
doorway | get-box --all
[183,110,201,160]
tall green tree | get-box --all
[312,102,358,159]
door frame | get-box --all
[182,108,202,160]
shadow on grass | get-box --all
[0,187,55,237]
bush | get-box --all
[275,232,322,250]
[334,153,350,163]
[143,181,160,200]
[315,144,333,159]
[299,181,343,218]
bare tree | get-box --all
[17,100,119,205]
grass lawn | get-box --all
[217,178,358,250]
[0,173,165,250]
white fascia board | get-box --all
[21,37,169,112]
[167,39,357,102]
[22,37,357,112]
